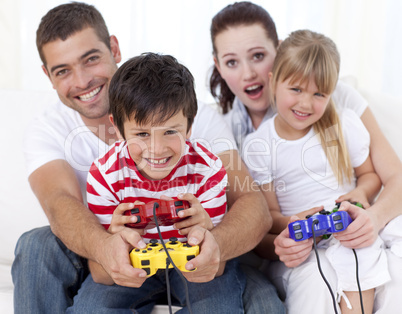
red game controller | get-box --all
[124,200,190,229]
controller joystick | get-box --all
[130,238,199,276]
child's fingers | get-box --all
[177,208,194,219]
[114,201,145,215]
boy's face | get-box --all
[124,111,191,181]
[41,27,121,122]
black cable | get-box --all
[164,261,173,314]
[311,220,338,314]
[352,249,365,314]
[153,203,193,314]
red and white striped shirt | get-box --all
[87,140,227,242]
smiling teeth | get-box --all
[79,87,101,101]
[293,110,309,117]
[147,158,169,164]
[246,85,260,91]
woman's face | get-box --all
[214,23,277,120]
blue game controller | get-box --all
[288,208,353,241]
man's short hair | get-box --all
[36,2,110,67]
[109,53,198,138]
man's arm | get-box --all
[211,150,272,262]
[29,159,148,287]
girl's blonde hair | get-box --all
[270,29,353,184]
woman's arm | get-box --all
[361,108,402,227]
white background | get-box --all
[1,0,401,104]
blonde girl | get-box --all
[242,29,390,314]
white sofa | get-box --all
[1,83,402,313]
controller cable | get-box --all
[311,219,364,314]
[152,203,193,314]
[311,219,338,314]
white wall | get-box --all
[1,0,401,104]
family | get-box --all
[12,1,402,313]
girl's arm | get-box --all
[254,183,321,260]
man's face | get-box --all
[42,27,121,121]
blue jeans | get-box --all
[12,226,88,313]
[12,226,284,313]
[66,258,245,313]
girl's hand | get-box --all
[171,193,214,235]
[274,216,313,268]
[333,201,378,248]
[108,201,146,234]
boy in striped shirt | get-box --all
[85,53,245,311]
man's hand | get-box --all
[180,226,222,282]
[173,193,214,235]
[274,216,313,268]
[333,201,378,248]
[97,228,149,287]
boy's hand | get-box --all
[333,201,378,248]
[108,201,146,234]
[179,225,221,282]
[274,216,313,268]
[172,193,214,235]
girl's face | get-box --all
[272,75,331,140]
[214,24,277,123]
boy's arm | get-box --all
[29,160,148,287]
[210,151,272,262]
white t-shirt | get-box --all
[242,109,370,215]
[23,100,236,203]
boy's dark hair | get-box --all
[36,2,110,67]
[109,53,198,139]
[209,1,278,113]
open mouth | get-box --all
[77,86,102,102]
[245,84,263,96]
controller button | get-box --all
[333,215,341,221]
[305,215,312,219]
[295,233,303,240]
[144,268,151,275]
[141,260,150,266]
[335,223,343,230]
[169,237,178,244]
[142,250,148,253]
[184,243,192,247]
[176,208,184,215]
[293,224,301,231]
[319,210,329,215]
[131,207,140,214]
[147,248,152,251]
[187,255,195,261]
[135,216,141,223]
[134,249,140,252]
[174,201,183,206]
